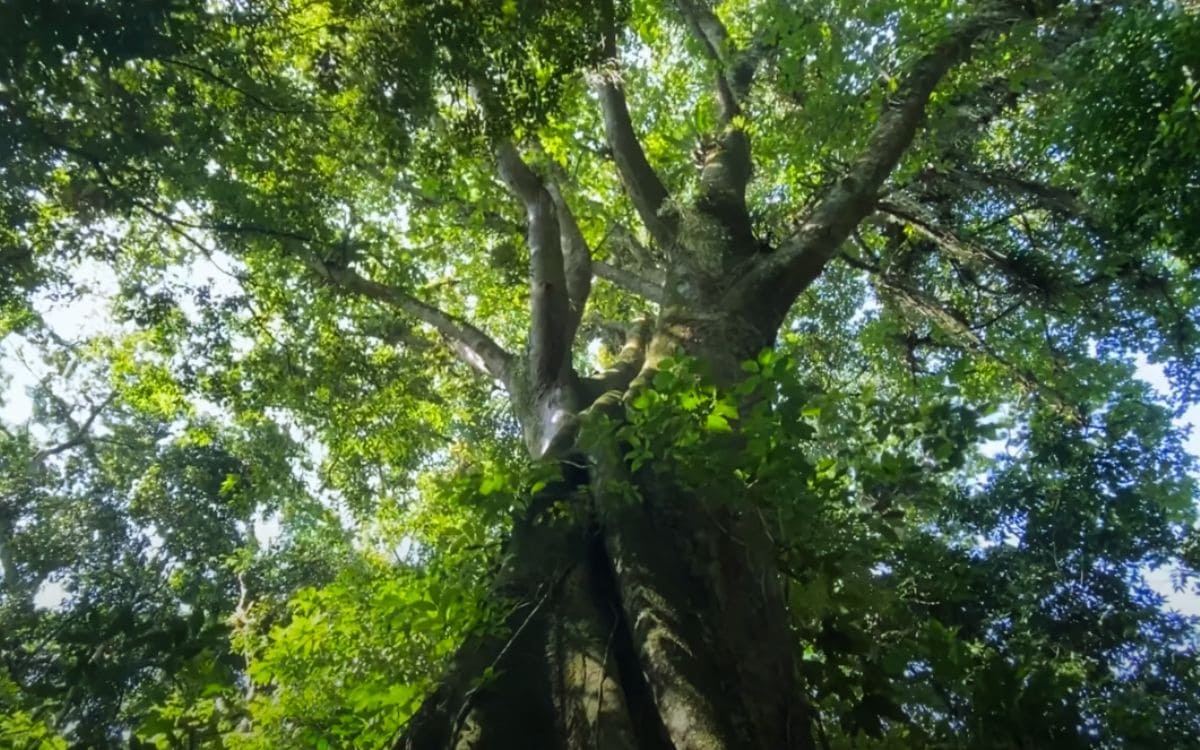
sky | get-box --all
[2,259,1198,616]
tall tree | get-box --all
[2,0,1199,748]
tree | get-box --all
[2,0,1199,748]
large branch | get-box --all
[313,261,514,386]
[38,134,519,393]
[408,160,596,319]
[729,0,1056,329]
[31,393,115,467]
[595,2,678,250]
[493,140,575,387]
[592,260,665,304]
[948,168,1090,218]
[397,174,524,236]
[672,3,765,253]
[595,76,679,250]
[120,198,516,386]
[843,242,1074,413]
[874,199,1072,300]
[875,199,1011,267]
[875,273,1071,411]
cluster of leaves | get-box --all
[0,329,351,747]
[0,322,530,749]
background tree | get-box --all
[2,0,1199,748]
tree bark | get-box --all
[395,467,812,750]
[396,315,811,750]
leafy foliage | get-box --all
[2,0,1199,748]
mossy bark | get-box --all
[394,467,813,750]
[396,316,813,750]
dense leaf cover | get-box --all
[1,0,1199,747]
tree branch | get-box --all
[679,1,757,254]
[579,317,654,409]
[729,0,1056,329]
[594,75,679,249]
[543,177,593,340]
[674,0,758,253]
[874,199,1069,299]
[875,200,1011,267]
[592,260,665,304]
[397,174,523,235]
[42,126,521,396]
[948,168,1090,218]
[117,194,515,387]
[845,238,1075,415]
[493,140,575,388]
[874,274,1071,409]
[673,0,756,122]
[594,1,678,250]
[31,393,115,467]
[312,260,514,386]
[158,58,329,116]
[598,221,664,270]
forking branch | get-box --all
[543,175,592,346]
[729,0,1061,330]
[592,260,665,304]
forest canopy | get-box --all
[2,0,1200,748]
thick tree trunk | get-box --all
[395,468,812,750]
[396,318,813,750]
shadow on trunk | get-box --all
[393,460,815,750]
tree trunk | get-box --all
[396,319,814,750]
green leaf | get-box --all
[705,413,732,433]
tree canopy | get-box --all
[2,0,1199,748]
